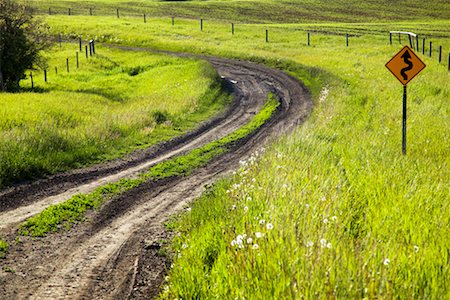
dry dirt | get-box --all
[0,53,312,299]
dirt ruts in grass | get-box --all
[0,53,311,299]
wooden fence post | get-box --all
[90,8,92,16]
[416,36,419,51]
[448,53,450,71]
[79,37,82,51]
[346,34,349,47]
[200,19,203,31]
[66,58,69,73]
[85,45,88,58]
[44,69,47,83]
[48,8,51,15]
[398,33,401,44]
[92,40,95,54]
[144,13,146,23]
[308,32,310,46]
[422,38,425,55]
[58,33,62,48]
[232,23,234,35]
[55,67,58,75]
[266,29,269,42]
[30,72,34,89]
[172,17,174,26]
[438,46,442,63]
[116,8,119,18]
[68,8,71,16]
[389,32,392,45]
[408,34,413,48]
[429,41,432,57]
[76,52,79,68]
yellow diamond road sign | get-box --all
[385,45,426,85]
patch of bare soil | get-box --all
[0,53,312,299]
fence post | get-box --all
[172,17,174,26]
[266,29,269,42]
[308,32,310,46]
[49,8,51,15]
[68,8,71,16]
[58,33,62,48]
[66,58,69,73]
[89,41,93,56]
[55,67,58,75]
[408,34,413,48]
[429,41,432,57]
[346,34,349,47]
[30,72,34,89]
[116,8,119,18]
[90,8,92,16]
[422,38,425,55]
[144,13,146,23]
[85,45,88,58]
[200,19,203,31]
[398,33,401,44]
[231,23,234,35]
[448,53,450,71]
[389,32,392,45]
[416,36,419,51]
[92,40,95,54]
[44,69,47,83]
[79,37,82,51]
[438,46,442,63]
[76,52,79,68]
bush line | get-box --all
[18,95,279,237]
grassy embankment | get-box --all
[7,0,450,297]
[23,0,450,24]
[0,45,229,188]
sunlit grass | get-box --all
[0,45,229,187]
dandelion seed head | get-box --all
[331,216,337,222]
[259,219,266,225]
[253,244,259,250]
[247,237,253,244]
[255,232,263,239]
[323,218,329,224]
[383,258,390,266]
[266,223,274,230]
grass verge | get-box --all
[18,96,279,237]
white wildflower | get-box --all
[320,239,327,248]
[259,219,266,225]
[255,232,263,239]
[253,244,259,250]
[266,223,274,230]
[323,218,329,224]
[244,206,249,212]
[247,237,253,244]
[383,258,390,266]
[331,216,337,222]
[231,205,236,210]
[306,240,314,248]
[414,245,419,253]
[182,244,188,249]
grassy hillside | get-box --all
[0,45,229,187]
[5,0,450,297]
[21,0,450,23]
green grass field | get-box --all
[4,0,450,298]
[0,44,229,187]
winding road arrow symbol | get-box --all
[400,50,413,80]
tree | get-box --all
[0,0,51,92]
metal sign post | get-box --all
[385,45,426,155]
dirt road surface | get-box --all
[0,54,312,299]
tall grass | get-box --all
[0,45,229,187]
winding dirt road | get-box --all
[0,53,312,299]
